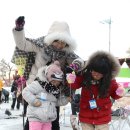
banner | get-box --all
[14,57,26,76]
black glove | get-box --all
[73,94,81,103]
[65,66,74,74]
[15,16,25,31]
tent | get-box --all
[116,62,130,91]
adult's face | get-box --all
[52,40,66,50]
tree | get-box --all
[0,59,15,86]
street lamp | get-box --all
[100,17,112,53]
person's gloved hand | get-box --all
[66,66,74,73]
[69,63,79,71]
[66,71,76,84]
[66,63,79,74]
[15,16,25,31]
[116,85,125,97]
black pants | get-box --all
[52,106,60,130]
[4,95,9,103]
[24,118,29,130]
[24,106,60,130]
[11,98,20,109]
[71,102,77,115]
[23,100,28,115]
[71,101,80,115]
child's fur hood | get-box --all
[86,51,121,78]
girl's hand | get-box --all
[66,71,76,84]
[34,100,42,107]
[67,97,72,102]
[116,85,125,97]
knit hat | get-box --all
[45,61,63,82]
[44,21,77,51]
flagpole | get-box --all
[100,17,112,53]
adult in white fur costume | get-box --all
[12,16,85,85]
[12,16,85,130]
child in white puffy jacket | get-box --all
[22,61,70,130]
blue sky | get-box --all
[1,0,130,62]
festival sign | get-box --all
[14,57,26,76]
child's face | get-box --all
[91,70,103,80]
[52,41,66,50]
[50,80,61,87]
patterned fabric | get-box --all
[11,36,80,83]
[20,35,78,62]
[44,45,66,60]
[26,37,45,48]
[42,44,79,64]
[35,77,60,98]
[11,37,45,80]
[11,47,36,80]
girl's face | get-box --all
[50,80,61,87]
[52,40,66,50]
[91,70,103,80]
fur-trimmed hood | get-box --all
[86,51,121,78]
[44,21,77,52]
[36,66,49,82]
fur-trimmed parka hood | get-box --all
[86,51,121,78]
[36,66,48,82]
[44,21,77,52]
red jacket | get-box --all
[70,76,121,125]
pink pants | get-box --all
[29,121,52,130]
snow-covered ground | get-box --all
[0,100,74,130]
[0,99,130,130]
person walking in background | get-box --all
[22,61,70,130]
[0,79,4,103]
[11,75,21,110]
[16,76,28,116]
[12,16,85,130]
[2,88,9,103]
[67,51,125,130]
